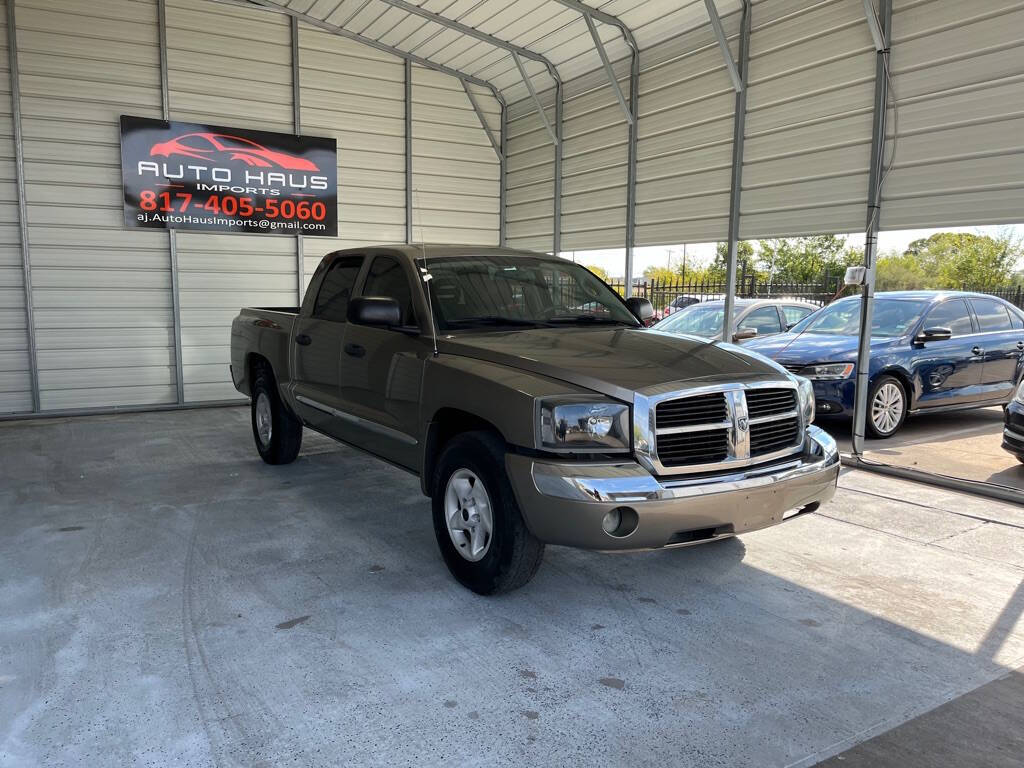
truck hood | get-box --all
[438,327,790,402]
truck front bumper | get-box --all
[506,425,840,551]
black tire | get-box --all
[431,431,545,595]
[251,362,302,465]
[866,374,908,439]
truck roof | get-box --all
[321,244,562,263]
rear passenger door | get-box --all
[292,254,363,436]
[969,297,1024,397]
[913,298,983,408]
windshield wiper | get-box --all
[445,316,550,328]
[547,314,635,326]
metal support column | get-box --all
[554,82,563,257]
[158,0,185,404]
[291,14,304,305]
[720,1,751,342]
[499,103,507,247]
[852,0,892,454]
[624,45,638,297]
[405,59,413,243]
[7,0,39,412]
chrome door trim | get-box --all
[295,394,418,446]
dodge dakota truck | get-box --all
[230,246,839,594]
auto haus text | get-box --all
[135,161,329,196]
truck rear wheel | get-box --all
[432,431,545,595]
[251,364,302,465]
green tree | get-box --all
[759,235,862,284]
[584,264,609,282]
[643,265,679,283]
[710,240,758,282]
[875,250,934,291]
[903,231,1022,289]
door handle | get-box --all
[295,333,312,346]
[1017,341,1023,351]
[971,346,983,356]
[344,343,365,358]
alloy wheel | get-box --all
[444,468,493,562]
[871,382,904,435]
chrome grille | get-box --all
[746,389,797,419]
[781,363,803,374]
[648,383,804,474]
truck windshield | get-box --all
[415,254,639,331]
[789,297,928,337]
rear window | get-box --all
[970,297,1012,332]
[313,255,363,322]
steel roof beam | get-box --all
[211,0,505,106]
[512,51,559,147]
[581,10,633,125]
[862,0,886,52]
[377,0,560,83]
[549,0,637,51]
[461,80,502,160]
[704,0,742,93]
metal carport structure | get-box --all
[0,0,1022,419]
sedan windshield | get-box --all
[654,303,741,337]
[416,254,639,331]
[790,297,927,337]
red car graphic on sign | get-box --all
[149,132,319,171]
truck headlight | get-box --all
[1015,380,1024,404]
[539,400,630,453]
[797,377,815,425]
[797,362,855,380]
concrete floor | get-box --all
[1,407,1023,767]
[821,406,1023,490]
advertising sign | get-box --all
[120,115,337,236]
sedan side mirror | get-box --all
[733,327,758,342]
[915,326,952,344]
[626,296,654,323]
[348,296,401,327]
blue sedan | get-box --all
[745,291,1024,438]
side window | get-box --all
[970,297,1013,332]
[923,299,974,336]
[782,305,812,326]
[742,306,783,335]
[363,256,416,326]
[312,255,363,322]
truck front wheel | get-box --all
[432,431,545,594]
[251,364,302,465]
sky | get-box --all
[562,224,1024,279]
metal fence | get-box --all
[606,273,1024,316]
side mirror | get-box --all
[733,327,758,342]
[626,296,654,323]
[915,326,952,344]
[348,296,401,327]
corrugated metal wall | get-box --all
[17,0,175,411]
[411,66,500,246]
[0,0,31,414]
[505,101,556,252]
[299,21,406,286]
[0,0,499,415]
[167,0,297,403]
[881,0,1024,229]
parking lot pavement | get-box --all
[818,407,1024,491]
[1,407,1023,767]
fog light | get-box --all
[602,508,621,535]
[601,507,639,538]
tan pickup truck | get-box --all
[230,246,839,594]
